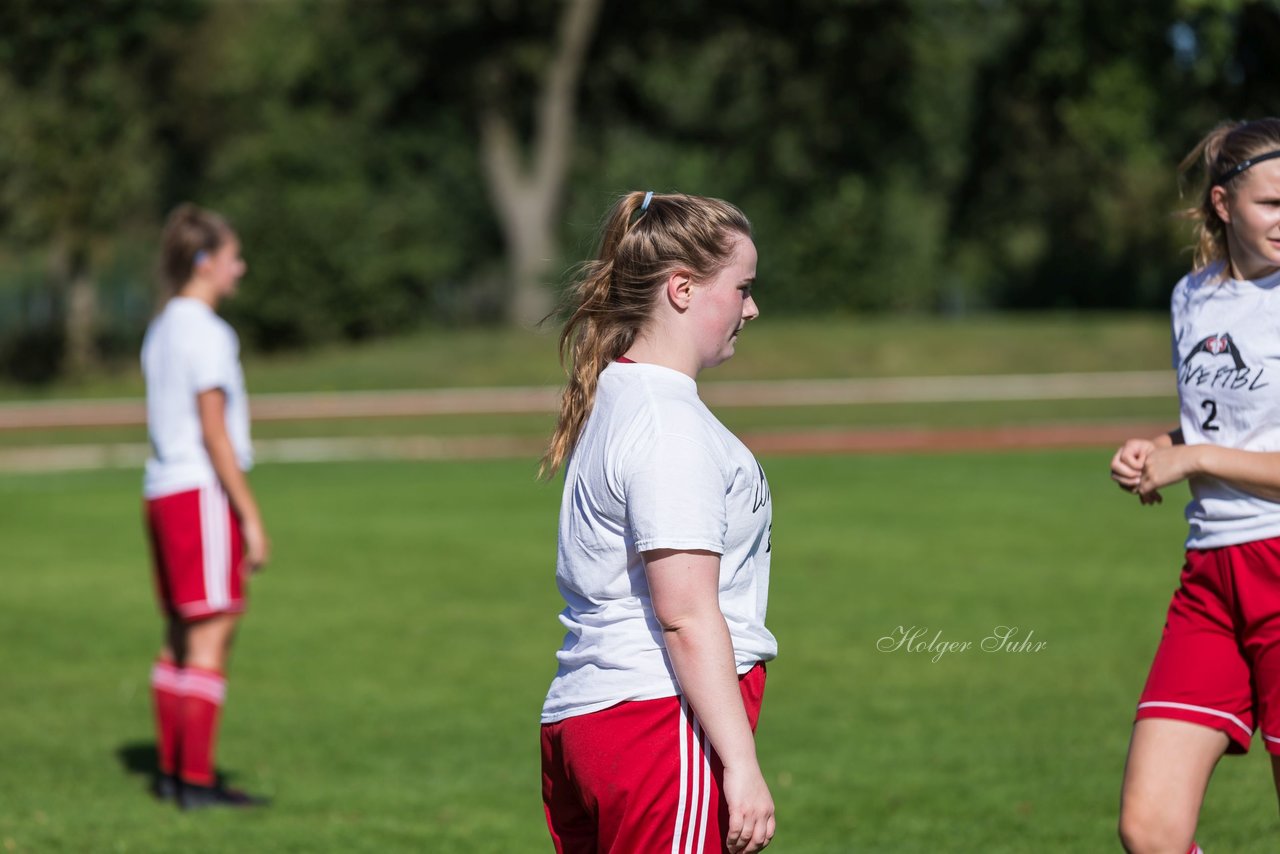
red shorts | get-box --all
[1136,536,1280,754]
[145,485,246,621]
[541,662,766,854]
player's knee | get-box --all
[184,614,239,667]
[1117,803,1193,854]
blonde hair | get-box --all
[1180,117,1280,271]
[539,191,752,478]
[159,203,233,294]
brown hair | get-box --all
[1180,117,1280,271]
[159,203,233,294]
[539,191,752,478]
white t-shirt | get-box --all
[541,361,777,724]
[1173,261,1280,548]
[141,297,253,499]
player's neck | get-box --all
[622,327,699,380]
[177,280,221,311]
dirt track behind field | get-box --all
[0,421,1170,473]
[0,371,1174,472]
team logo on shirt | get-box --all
[1178,332,1268,391]
[751,462,772,553]
[751,462,771,513]
[1182,333,1245,370]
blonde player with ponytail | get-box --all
[1113,118,1280,853]
[540,192,777,853]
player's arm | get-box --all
[198,388,269,570]
[1141,443,1280,504]
[644,548,774,854]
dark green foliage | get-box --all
[2,0,1280,376]
[0,0,202,378]
[173,1,506,347]
[0,324,63,384]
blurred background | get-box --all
[2,0,1278,387]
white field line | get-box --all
[0,370,1173,430]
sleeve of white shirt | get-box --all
[187,323,237,394]
[628,431,730,554]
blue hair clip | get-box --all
[193,250,209,268]
[641,191,653,212]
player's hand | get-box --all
[722,764,775,853]
[1138,445,1202,504]
[1111,439,1156,492]
[243,516,270,572]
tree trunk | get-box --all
[52,239,98,378]
[479,0,603,328]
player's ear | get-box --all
[665,272,693,311]
[1210,185,1232,224]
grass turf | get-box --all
[2,452,1276,852]
[0,313,1172,401]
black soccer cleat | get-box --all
[178,781,270,811]
[152,773,179,801]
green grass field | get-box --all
[4,452,1278,852]
[0,313,1173,401]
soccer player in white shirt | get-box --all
[142,204,269,810]
[539,192,776,853]
[1112,118,1280,854]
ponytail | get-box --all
[158,203,232,295]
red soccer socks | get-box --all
[150,658,183,778]
[178,667,226,787]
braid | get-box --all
[541,194,649,478]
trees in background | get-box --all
[478,0,603,327]
[949,0,1280,310]
[0,0,199,378]
[0,0,1278,380]
[568,0,984,313]
[179,1,496,349]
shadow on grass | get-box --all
[116,741,158,778]
[116,740,245,790]
[115,741,164,800]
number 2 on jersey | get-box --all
[1200,399,1220,432]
